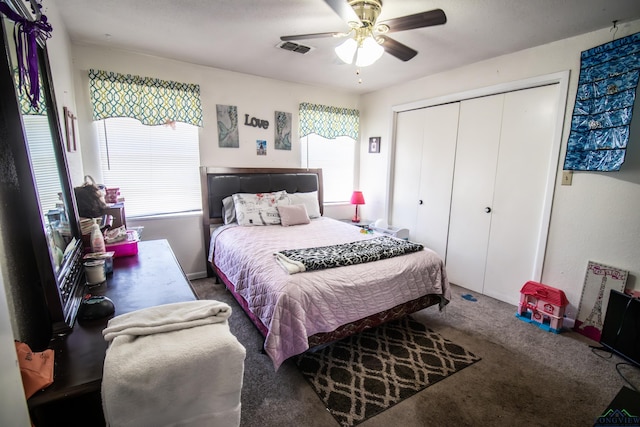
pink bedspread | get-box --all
[210,217,450,369]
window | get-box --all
[88,69,203,216]
[23,114,63,216]
[299,102,359,203]
[301,134,356,202]
[94,118,200,217]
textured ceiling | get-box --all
[50,0,640,94]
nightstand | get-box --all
[340,219,410,240]
[340,219,372,229]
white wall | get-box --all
[359,19,640,316]
[70,44,360,277]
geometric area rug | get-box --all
[295,316,481,426]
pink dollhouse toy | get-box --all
[516,281,569,333]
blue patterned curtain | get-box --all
[299,102,359,139]
[88,69,203,127]
[563,32,640,171]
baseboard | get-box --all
[187,271,208,280]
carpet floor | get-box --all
[190,277,640,426]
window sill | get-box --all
[128,210,202,221]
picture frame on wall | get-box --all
[368,137,380,153]
[256,140,267,156]
[216,104,239,148]
[274,111,292,150]
[63,106,77,152]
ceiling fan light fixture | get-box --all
[355,36,384,67]
[281,3,447,66]
[335,37,358,64]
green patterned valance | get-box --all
[15,68,46,115]
[299,102,359,140]
[89,69,203,126]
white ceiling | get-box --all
[50,0,640,95]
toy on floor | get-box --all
[516,281,569,333]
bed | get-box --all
[200,167,451,369]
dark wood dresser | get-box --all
[28,239,197,426]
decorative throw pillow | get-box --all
[222,196,236,224]
[287,191,321,218]
[278,204,311,227]
[232,191,289,226]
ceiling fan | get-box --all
[280,0,446,66]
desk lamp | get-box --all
[350,191,365,223]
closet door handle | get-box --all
[485,207,492,213]
[418,200,424,205]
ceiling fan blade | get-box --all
[323,0,361,24]
[379,36,418,61]
[280,32,346,42]
[379,8,446,33]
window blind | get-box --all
[95,118,201,217]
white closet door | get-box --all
[392,109,424,238]
[483,84,560,304]
[445,94,504,293]
[391,103,458,259]
[413,102,459,259]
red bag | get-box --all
[14,341,54,399]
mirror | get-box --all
[1,1,84,333]
[3,16,73,270]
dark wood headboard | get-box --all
[200,167,323,258]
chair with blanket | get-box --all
[101,300,246,427]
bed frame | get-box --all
[200,166,442,350]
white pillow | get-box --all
[277,204,310,227]
[222,196,236,224]
[288,191,321,219]
[232,191,289,226]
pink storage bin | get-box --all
[105,230,139,257]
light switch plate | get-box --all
[562,171,573,186]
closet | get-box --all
[391,83,561,305]
[392,103,459,260]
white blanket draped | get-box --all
[102,301,245,427]
[103,300,232,341]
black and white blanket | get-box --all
[274,235,423,274]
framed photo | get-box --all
[368,137,380,153]
[256,140,267,156]
[63,106,77,152]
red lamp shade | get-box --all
[350,191,365,205]
[350,191,365,222]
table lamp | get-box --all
[350,191,365,223]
